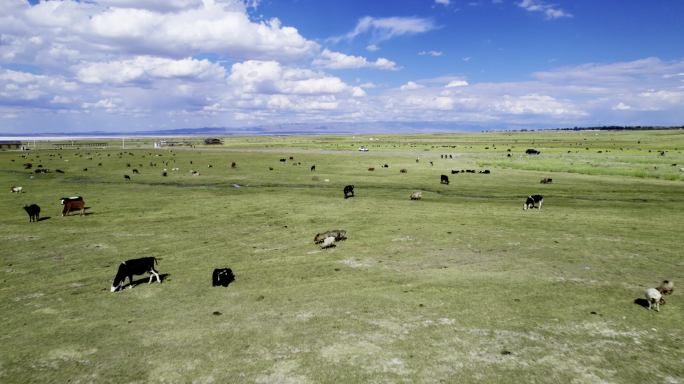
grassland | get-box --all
[2,130,684,383]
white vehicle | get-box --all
[359,146,369,152]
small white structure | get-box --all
[359,146,369,152]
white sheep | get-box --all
[657,280,674,295]
[645,288,662,312]
[320,236,335,249]
[410,192,422,200]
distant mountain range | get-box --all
[0,121,542,137]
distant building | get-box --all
[0,141,22,150]
[204,138,223,145]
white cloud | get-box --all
[359,82,377,88]
[329,16,438,44]
[1,0,319,64]
[366,45,380,51]
[435,0,450,6]
[400,81,425,91]
[3,114,19,119]
[311,49,400,71]
[419,51,443,56]
[517,0,572,19]
[463,57,471,61]
[77,56,226,84]
[352,87,367,97]
[612,103,631,110]
[82,98,121,108]
[228,60,352,95]
[446,80,469,88]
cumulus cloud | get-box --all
[1,0,319,64]
[419,51,443,56]
[228,60,352,95]
[517,0,572,19]
[446,80,469,88]
[77,56,226,84]
[400,81,425,90]
[366,45,380,51]
[312,49,400,71]
[352,87,367,97]
[612,103,631,110]
[329,16,438,44]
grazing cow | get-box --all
[126,163,130,167]
[98,163,102,166]
[383,164,389,168]
[400,169,407,173]
[479,170,491,174]
[441,155,444,159]
[60,196,82,205]
[540,178,548,184]
[23,204,40,222]
[368,167,375,171]
[208,165,213,168]
[212,268,235,287]
[111,257,161,292]
[162,172,167,177]
[449,155,453,159]
[62,200,85,216]
[132,169,139,174]
[416,158,419,163]
[289,157,294,160]
[56,169,65,173]
[312,176,318,181]
[311,165,316,171]
[83,168,88,171]
[344,185,354,198]
[10,186,22,193]
[280,158,286,163]
[231,162,236,168]
[523,195,543,210]
[440,175,449,185]
[410,192,422,200]
[124,175,130,180]
[451,170,459,174]
[269,167,273,170]
[546,178,552,183]
[24,163,32,169]
[430,161,433,166]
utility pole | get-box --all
[122,138,125,149]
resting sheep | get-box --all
[320,236,335,249]
[645,288,662,312]
[657,280,674,295]
[410,192,422,200]
[314,229,346,244]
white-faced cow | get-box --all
[10,186,22,193]
[60,196,82,205]
[344,185,354,198]
[62,200,85,216]
[111,257,161,292]
[524,195,543,210]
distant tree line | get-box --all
[555,126,684,131]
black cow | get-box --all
[382,164,388,168]
[212,268,235,287]
[311,165,316,171]
[124,175,130,180]
[451,170,459,174]
[524,195,543,210]
[440,175,449,185]
[344,185,354,198]
[526,149,540,155]
[23,204,40,222]
[111,257,161,292]
[280,158,286,163]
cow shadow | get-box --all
[38,216,51,221]
[344,195,354,199]
[634,298,649,308]
[129,273,170,287]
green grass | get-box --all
[1,131,684,383]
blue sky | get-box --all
[0,0,683,134]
